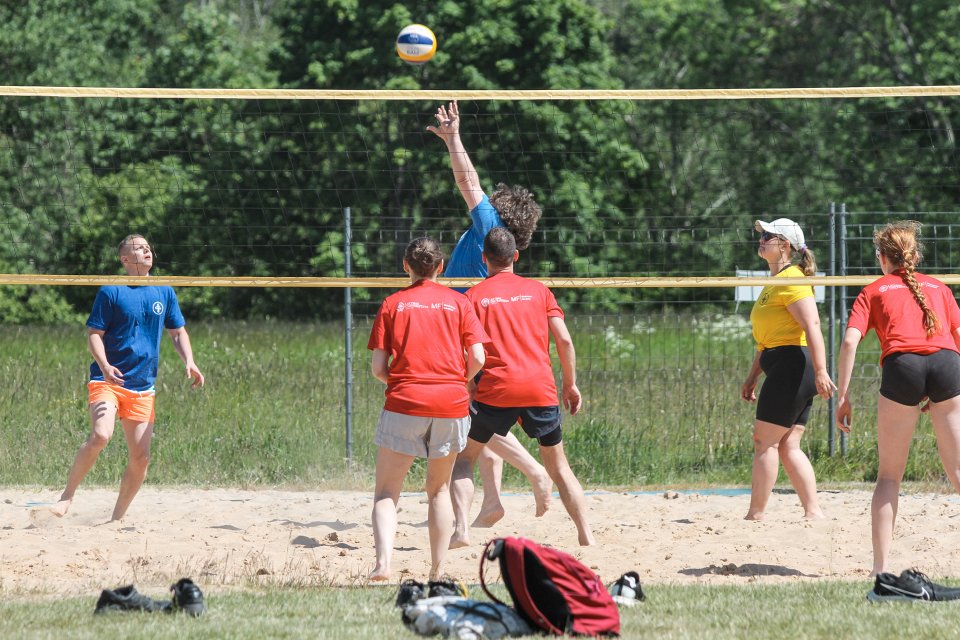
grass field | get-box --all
[0,318,949,490]
[3,581,960,640]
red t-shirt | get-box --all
[847,271,960,363]
[368,279,489,417]
[466,271,564,407]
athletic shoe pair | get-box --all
[395,577,469,607]
[95,578,206,616]
[868,569,960,602]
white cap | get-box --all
[755,218,806,251]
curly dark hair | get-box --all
[489,183,542,250]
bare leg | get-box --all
[424,451,458,580]
[474,447,505,527]
[777,424,824,519]
[487,432,553,517]
[110,419,153,521]
[871,396,919,575]
[539,441,595,546]
[930,396,960,494]
[48,401,117,517]
[745,419,787,521]
[369,447,415,581]
[449,439,486,549]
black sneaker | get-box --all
[170,578,207,616]
[395,579,425,607]
[427,577,468,598]
[609,571,646,605]
[868,569,960,602]
[94,585,171,614]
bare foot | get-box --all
[448,531,470,550]
[48,499,71,518]
[471,503,505,528]
[744,512,765,521]
[532,473,553,517]
[579,531,597,546]
[368,567,391,582]
[803,510,826,520]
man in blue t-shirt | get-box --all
[47,234,205,522]
[428,101,553,532]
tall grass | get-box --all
[0,317,952,489]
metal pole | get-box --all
[344,207,354,465]
[839,203,848,455]
[828,202,836,456]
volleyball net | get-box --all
[3,85,960,478]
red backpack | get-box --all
[480,536,620,637]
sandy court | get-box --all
[4,486,960,598]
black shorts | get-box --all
[880,350,960,406]
[756,346,816,428]
[467,401,563,447]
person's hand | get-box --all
[836,396,852,433]
[102,365,124,386]
[815,369,837,399]
[562,384,582,415]
[466,378,477,402]
[741,377,758,402]
[186,362,205,389]
[425,101,460,144]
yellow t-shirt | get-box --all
[750,265,814,350]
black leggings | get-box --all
[756,346,816,428]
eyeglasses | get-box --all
[759,231,779,242]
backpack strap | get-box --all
[479,538,508,606]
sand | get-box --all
[4,486,960,598]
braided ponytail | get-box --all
[874,221,941,338]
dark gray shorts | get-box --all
[880,350,960,406]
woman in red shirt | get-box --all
[837,221,960,577]
[367,237,489,582]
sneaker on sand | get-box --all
[609,571,646,606]
[868,569,960,603]
[94,585,171,614]
[170,578,207,616]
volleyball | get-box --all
[396,24,437,65]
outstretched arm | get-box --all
[548,316,582,415]
[426,100,485,210]
[167,326,204,388]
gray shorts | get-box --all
[374,409,470,458]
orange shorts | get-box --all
[87,381,156,423]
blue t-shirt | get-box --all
[87,285,186,392]
[445,194,503,278]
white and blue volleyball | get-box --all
[396,24,437,65]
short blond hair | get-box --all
[118,234,147,256]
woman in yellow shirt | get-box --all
[742,218,835,520]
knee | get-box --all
[86,432,111,451]
[128,449,151,470]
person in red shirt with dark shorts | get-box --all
[367,237,489,582]
[449,227,596,549]
[836,221,960,578]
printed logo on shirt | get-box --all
[758,292,770,306]
[397,301,457,312]
[152,301,164,315]
[479,295,533,308]
[878,282,939,294]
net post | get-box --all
[839,203,849,455]
[344,206,354,466]
[828,202,836,456]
